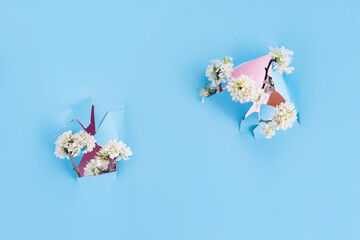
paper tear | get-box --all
[233,55,300,139]
[56,98,125,177]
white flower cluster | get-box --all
[83,158,109,177]
[272,102,297,131]
[205,56,234,88]
[260,102,297,139]
[262,123,276,139]
[252,88,267,106]
[83,139,132,177]
[269,46,294,74]
[54,130,96,159]
[227,74,267,105]
[99,140,132,161]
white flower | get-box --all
[252,88,267,106]
[83,158,109,177]
[262,123,276,139]
[99,140,132,161]
[54,130,96,159]
[199,88,210,103]
[227,74,258,103]
[219,57,234,79]
[205,56,233,87]
[272,102,297,131]
[54,130,72,159]
[75,131,96,154]
[269,46,294,74]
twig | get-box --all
[100,157,118,174]
[108,158,117,171]
[218,82,223,92]
[259,119,273,124]
[262,58,276,89]
[69,154,81,177]
[207,82,224,96]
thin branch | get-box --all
[218,82,223,92]
[69,154,81,178]
[206,66,228,97]
[108,158,117,172]
[207,82,224,96]
[259,119,273,124]
[262,58,276,89]
[100,157,118,174]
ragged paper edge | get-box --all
[234,56,300,140]
[55,99,125,178]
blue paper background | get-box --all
[0,1,359,239]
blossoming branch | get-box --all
[54,103,132,178]
[200,56,234,102]
[84,140,132,177]
[55,132,132,178]
[200,46,298,139]
[55,130,96,177]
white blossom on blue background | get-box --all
[83,158,109,177]
[272,102,297,131]
[227,74,258,103]
[262,123,276,139]
[54,130,96,159]
[269,46,294,74]
[99,139,132,161]
[205,56,233,88]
